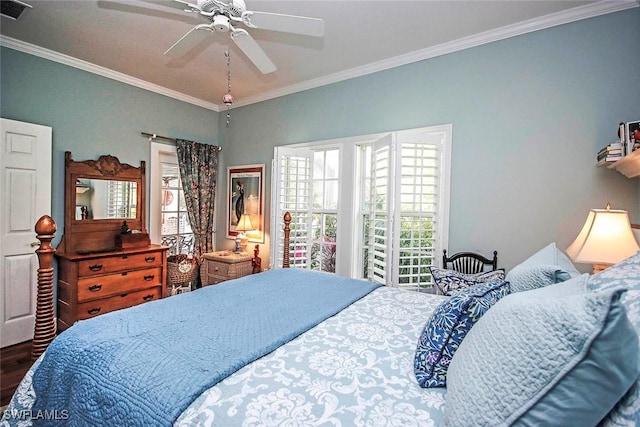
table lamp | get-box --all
[566,204,639,273]
[235,213,255,253]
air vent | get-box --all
[1,0,32,21]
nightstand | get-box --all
[200,251,253,286]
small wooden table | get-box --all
[200,251,253,286]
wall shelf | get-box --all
[605,150,640,178]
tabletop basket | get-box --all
[167,254,199,286]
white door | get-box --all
[0,118,52,348]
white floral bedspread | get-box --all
[2,287,445,427]
[176,287,446,426]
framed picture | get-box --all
[626,120,640,153]
[226,164,265,243]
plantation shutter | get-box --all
[367,126,451,290]
[394,129,445,291]
[271,147,313,269]
[368,133,395,286]
[106,180,136,219]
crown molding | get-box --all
[0,36,221,112]
[232,0,638,108]
[2,0,636,111]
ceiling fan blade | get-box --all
[164,24,212,57]
[163,0,202,12]
[242,11,324,37]
[230,29,277,74]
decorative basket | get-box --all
[167,254,199,286]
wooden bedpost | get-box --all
[283,212,291,268]
[32,215,57,360]
[251,244,262,274]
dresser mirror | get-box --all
[75,178,138,220]
[58,151,147,254]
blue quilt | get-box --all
[31,269,380,426]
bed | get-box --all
[2,228,640,426]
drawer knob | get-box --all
[145,256,155,263]
[88,264,103,272]
[144,275,154,281]
[87,307,101,315]
[88,284,102,292]
[121,254,129,260]
[214,267,219,272]
[121,272,128,276]
[143,294,154,301]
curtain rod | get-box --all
[141,132,222,151]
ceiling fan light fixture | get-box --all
[213,14,230,32]
[164,0,324,75]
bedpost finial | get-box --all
[35,215,57,235]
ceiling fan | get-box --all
[162,0,325,74]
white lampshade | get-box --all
[235,214,254,253]
[235,214,255,232]
[566,205,639,266]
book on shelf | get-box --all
[597,142,623,162]
[597,149,622,158]
[597,156,622,166]
[598,142,623,155]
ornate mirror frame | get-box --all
[58,151,146,254]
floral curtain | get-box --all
[176,139,219,259]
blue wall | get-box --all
[1,47,219,244]
[2,8,639,271]
[218,8,640,270]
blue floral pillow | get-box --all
[414,279,511,388]
[429,267,505,296]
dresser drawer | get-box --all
[76,287,162,320]
[78,251,163,277]
[206,261,230,278]
[77,267,162,302]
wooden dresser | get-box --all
[56,245,168,331]
[201,251,253,286]
[56,152,167,331]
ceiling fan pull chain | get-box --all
[223,49,234,127]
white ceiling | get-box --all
[1,1,636,111]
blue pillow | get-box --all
[429,267,505,296]
[506,242,580,292]
[588,251,640,426]
[414,279,510,388]
[444,274,640,426]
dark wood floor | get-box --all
[1,341,34,407]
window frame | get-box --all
[149,142,196,255]
[271,124,452,290]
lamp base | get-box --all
[592,263,611,274]
[239,235,248,253]
[236,232,249,254]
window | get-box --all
[271,125,451,292]
[311,149,339,272]
[150,143,195,256]
[105,180,136,219]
